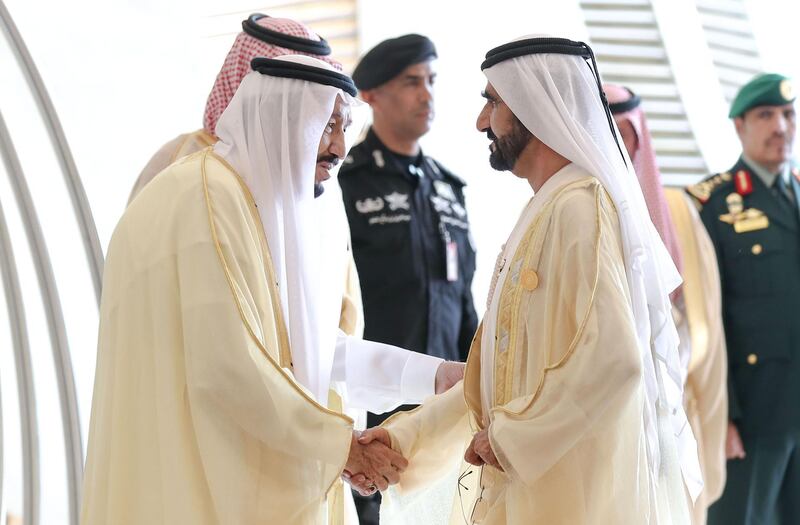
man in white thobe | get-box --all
[357,36,702,525]
[81,55,460,525]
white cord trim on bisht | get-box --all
[482,36,702,504]
[213,54,365,405]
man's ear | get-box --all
[360,89,377,106]
[733,116,746,138]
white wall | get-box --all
[748,0,800,88]
[3,0,246,244]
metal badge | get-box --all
[719,193,742,224]
[734,215,770,233]
[781,79,795,102]
[408,165,424,178]
[718,192,769,232]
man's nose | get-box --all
[419,82,433,104]
[330,133,346,159]
[476,106,490,132]
[775,113,789,135]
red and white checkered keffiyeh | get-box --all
[605,83,684,280]
[203,17,342,135]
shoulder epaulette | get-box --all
[686,171,732,205]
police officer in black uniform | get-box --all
[689,73,800,525]
[339,35,478,523]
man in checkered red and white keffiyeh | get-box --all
[128,14,341,204]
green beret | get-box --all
[729,73,796,118]
[352,34,436,91]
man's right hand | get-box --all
[726,421,746,460]
[435,361,466,394]
[345,430,408,494]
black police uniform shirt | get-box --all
[339,128,478,364]
[689,156,800,437]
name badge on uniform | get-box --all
[439,222,458,282]
[446,241,459,282]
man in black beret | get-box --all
[339,34,478,523]
[688,73,800,525]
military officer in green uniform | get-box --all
[689,73,800,524]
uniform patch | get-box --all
[430,195,452,214]
[356,197,384,214]
[433,180,457,201]
[368,214,411,225]
[735,170,753,196]
[372,150,385,168]
[384,192,410,211]
[426,158,441,175]
[440,215,469,230]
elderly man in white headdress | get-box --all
[357,37,702,524]
[126,15,378,401]
[607,83,728,525]
[128,13,343,202]
[81,55,463,525]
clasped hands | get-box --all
[344,425,503,497]
[464,427,503,471]
[343,428,403,496]
[342,361,468,495]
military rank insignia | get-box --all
[734,170,754,196]
[687,171,732,204]
[718,192,769,233]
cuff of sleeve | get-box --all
[331,330,348,383]
[400,353,443,403]
[488,419,518,483]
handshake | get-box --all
[342,428,404,496]
[342,424,504,497]
[340,361,468,495]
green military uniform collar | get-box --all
[741,154,791,188]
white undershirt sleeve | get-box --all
[333,330,442,413]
